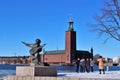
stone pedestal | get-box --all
[16,66,57,76]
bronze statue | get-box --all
[22,39,46,65]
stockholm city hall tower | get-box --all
[65,18,93,63]
[65,18,76,63]
[42,18,93,64]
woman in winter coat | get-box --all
[97,56,105,74]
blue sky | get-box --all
[0,0,119,58]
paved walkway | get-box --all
[58,71,120,79]
[1,71,120,80]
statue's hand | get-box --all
[43,44,47,46]
[41,44,46,48]
[21,41,25,44]
[21,41,27,45]
[21,41,32,47]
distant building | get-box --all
[40,18,93,64]
[113,56,120,65]
[0,56,30,64]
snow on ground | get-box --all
[57,71,120,79]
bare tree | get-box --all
[88,0,120,43]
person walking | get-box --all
[80,58,86,73]
[97,56,105,74]
[86,58,90,73]
[90,58,94,72]
[76,58,80,73]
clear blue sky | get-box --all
[0,0,119,58]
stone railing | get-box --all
[5,76,119,80]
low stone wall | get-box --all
[5,76,119,80]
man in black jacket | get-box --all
[76,58,80,73]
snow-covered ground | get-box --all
[58,71,120,79]
[1,70,120,79]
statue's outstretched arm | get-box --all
[21,41,33,47]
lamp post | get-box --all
[43,48,47,63]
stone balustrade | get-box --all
[5,76,119,80]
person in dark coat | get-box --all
[86,58,90,73]
[90,58,94,72]
[76,58,80,73]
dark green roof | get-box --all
[46,50,65,54]
[76,50,89,53]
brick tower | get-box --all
[65,18,76,64]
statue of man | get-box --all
[22,39,46,65]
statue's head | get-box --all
[35,39,41,44]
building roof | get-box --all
[76,50,90,53]
[46,50,65,54]
[45,50,91,54]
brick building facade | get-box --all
[41,18,93,64]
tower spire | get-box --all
[91,47,93,54]
[68,18,74,31]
